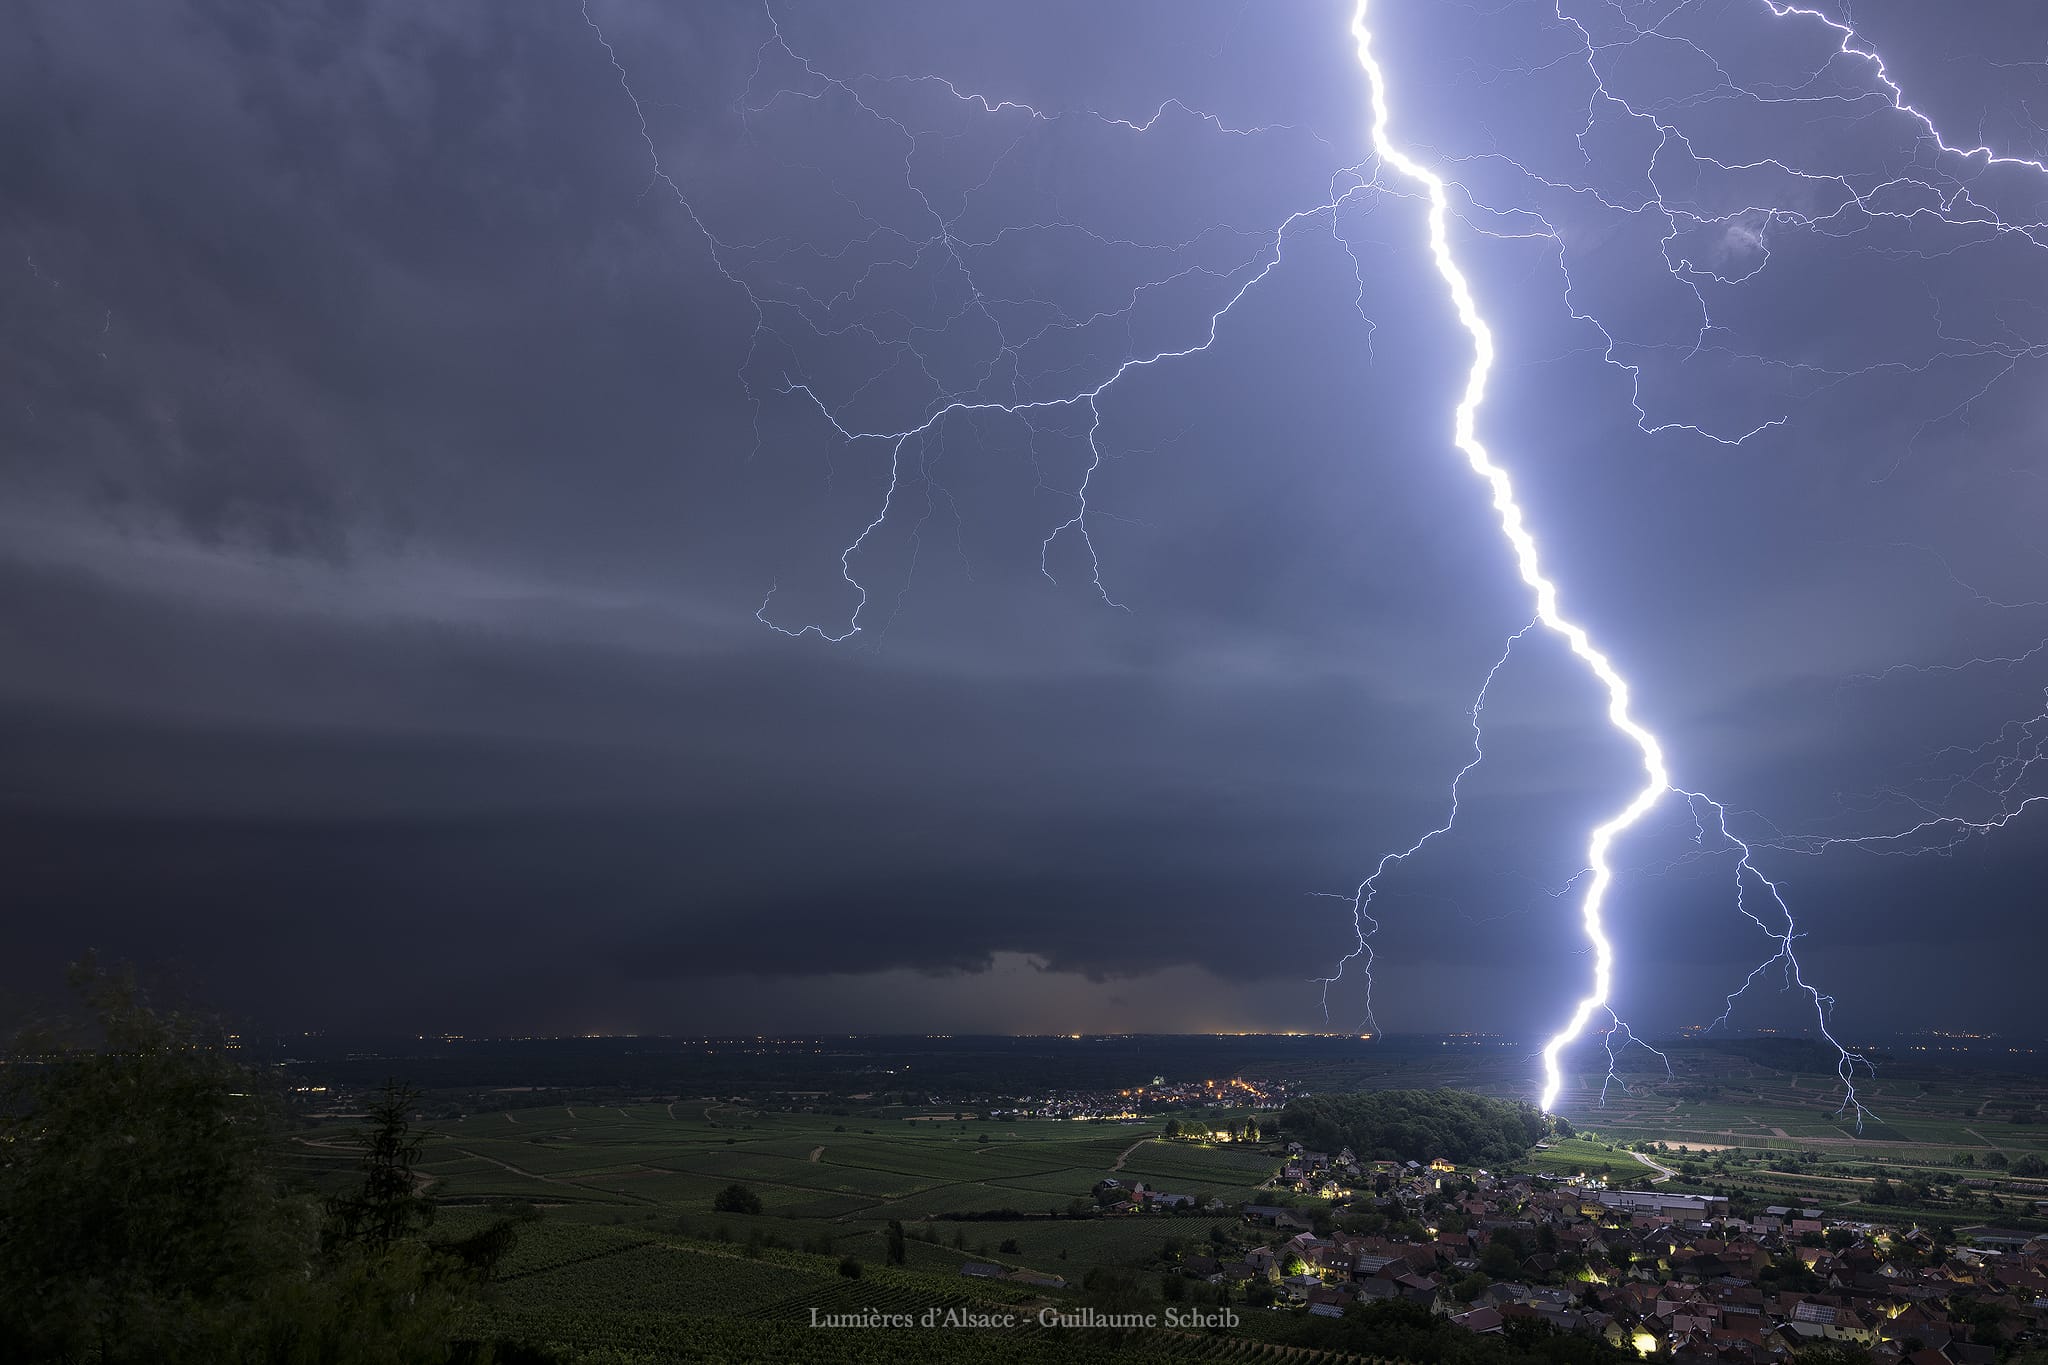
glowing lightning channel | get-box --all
[1348,0,1670,1115]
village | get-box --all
[1060,1141,2048,1362]
[1008,1075,1295,1123]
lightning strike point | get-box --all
[1349,0,1671,1115]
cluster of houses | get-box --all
[1175,1155,2047,1363]
[1270,1143,1464,1201]
[1015,1075,1292,1122]
[1097,1177,1225,1214]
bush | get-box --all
[713,1184,764,1215]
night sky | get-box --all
[3,1,2044,1045]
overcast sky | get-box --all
[3,0,2044,1052]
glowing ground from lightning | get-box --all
[579,0,2048,1118]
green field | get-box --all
[297,1106,1283,1288]
[1529,1052,2048,1224]
[469,1234,1299,1363]
[287,1047,2048,1363]
[292,1106,1402,1363]
[1520,1137,1657,1183]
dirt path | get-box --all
[1111,1139,1148,1172]
[667,1102,678,1120]
[1633,1149,1678,1185]
[450,1145,559,1184]
[294,1136,360,1152]
[447,1143,658,1207]
[505,1112,518,1124]
[809,1146,825,1163]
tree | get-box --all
[0,960,290,1362]
[839,1257,863,1279]
[886,1219,907,1266]
[713,1184,764,1215]
[1162,1118,1183,1139]
[1480,1239,1523,1279]
[326,1081,435,1253]
[0,958,477,1365]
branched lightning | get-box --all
[1759,3,2048,175]
[579,0,2048,1121]
[1351,1,2044,1113]
[1313,620,1536,1038]
[583,0,1378,644]
[1350,0,1686,1117]
[1681,791,1872,1126]
[1415,0,2048,462]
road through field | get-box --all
[1633,1149,1677,1184]
[448,1143,657,1206]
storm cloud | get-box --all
[3,0,2043,1043]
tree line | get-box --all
[1277,1087,1550,1166]
[0,959,516,1364]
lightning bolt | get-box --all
[577,0,2048,1123]
[1349,1,1902,1119]
[1350,0,1677,1117]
